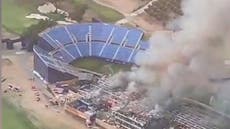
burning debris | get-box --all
[111,0,230,113]
[62,75,230,129]
[65,79,158,129]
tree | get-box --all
[21,20,56,51]
[70,3,88,22]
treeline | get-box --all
[145,0,183,23]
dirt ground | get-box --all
[2,47,88,129]
[133,13,164,35]
[96,0,143,14]
[95,0,165,35]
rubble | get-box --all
[46,77,230,129]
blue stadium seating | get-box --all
[91,23,113,42]
[35,23,154,84]
[37,23,150,65]
[67,24,90,42]
[91,42,104,56]
[139,41,149,50]
[101,44,119,59]
[115,47,133,62]
[42,56,55,65]
[53,51,64,61]
[47,27,72,45]
[34,45,50,57]
[111,27,128,45]
[131,49,146,63]
[78,43,89,56]
[125,30,143,47]
[37,37,55,52]
[41,33,60,49]
[51,49,71,63]
[65,44,81,59]
[129,50,138,63]
[58,49,74,63]
[34,46,57,66]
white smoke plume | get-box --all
[112,0,230,108]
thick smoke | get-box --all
[112,0,230,108]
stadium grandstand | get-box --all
[33,23,230,129]
[33,23,149,83]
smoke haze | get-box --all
[112,0,230,109]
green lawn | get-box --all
[2,0,38,34]
[2,99,39,129]
[73,0,124,22]
[2,0,123,34]
[71,58,131,74]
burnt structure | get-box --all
[146,99,230,129]
[65,77,230,129]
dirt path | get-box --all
[2,49,88,129]
[130,0,157,16]
[95,0,157,21]
[133,14,164,34]
[95,0,141,15]
[93,0,163,34]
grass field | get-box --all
[71,58,131,74]
[73,0,124,22]
[3,0,123,34]
[2,99,39,129]
[2,0,39,34]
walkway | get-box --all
[116,0,157,24]
[93,0,157,25]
